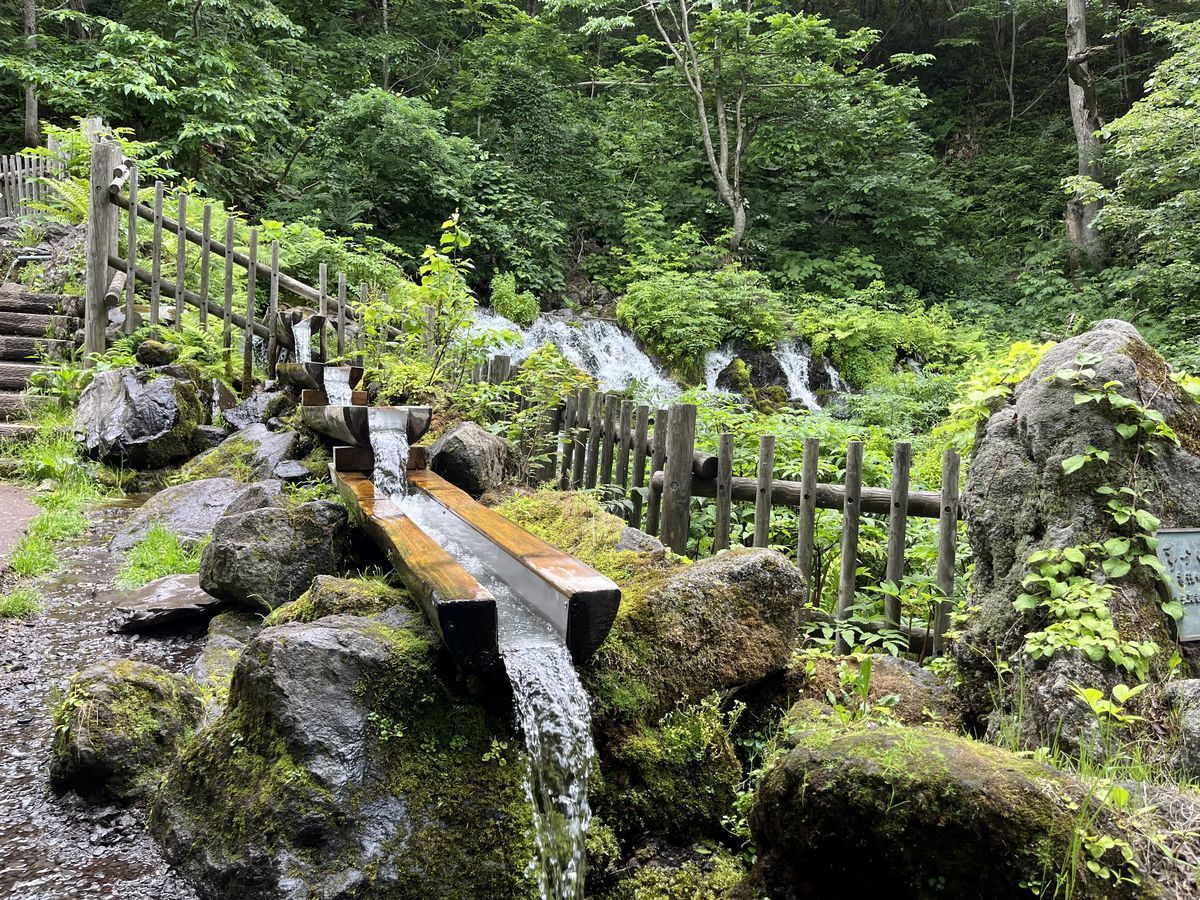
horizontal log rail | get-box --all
[650,470,949,519]
[107,253,271,340]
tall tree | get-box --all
[1065,0,1105,265]
[23,0,36,147]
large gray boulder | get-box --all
[181,423,300,482]
[109,477,284,551]
[199,500,351,612]
[1166,679,1200,779]
[74,367,204,467]
[107,573,224,634]
[959,320,1200,749]
[152,614,535,899]
[430,422,510,497]
[50,659,202,803]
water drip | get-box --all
[292,318,313,364]
[325,367,353,406]
[374,446,595,898]
[367,410,410,495]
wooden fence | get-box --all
[470,354,962,654]
[83,140,367,388]
[0,151,65,218]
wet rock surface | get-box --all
[73,367,204,468]
[222,389,295,432]
[182,422,301,481]
[108,477,283,551]
[106,574,225,634]
[0,503,199,899]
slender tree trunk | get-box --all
[380,0,390,88]
[23,0,38,148]
[1065,0,1104,266]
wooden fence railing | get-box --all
[0,151,65,218]
[470,354,963,654]
[82,141,373,388]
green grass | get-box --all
[118,524,210,589]
[9,534,58,577]
[0,585,41,618]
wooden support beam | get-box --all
[835,440,864,655]
[885,441,912,627]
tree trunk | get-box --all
[1065,0,1104,266]
[729,199,746,252]
[23,0,37,148]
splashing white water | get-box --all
[324,366,353,406]
[292,318,313,364]
[704,344,736,392]
[775,340,823,411]
[377,460,594,898]
[470,310,678,400]
[368,410,410,495]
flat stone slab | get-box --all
[108,574,226,634]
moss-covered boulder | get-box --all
[199,500,350,613]
[960,320,1200,749]
[181,423,301,482]
[152,612,534,899]
[73,366,205,467]
[191,608,260,725]
[50,659,202,803]
[747,709,1168,899]
[598,840,745,899]
[266,574,408,625]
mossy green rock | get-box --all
[748,709,1159,899]
[73,366,204,467]
[49,659,202,803]
[266,574,408,625]
[181,423,300,482]
[599,841,745,899]
[152,613,535,899]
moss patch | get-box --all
[266,575,407,625]
[600,843,746,899]
[179,437,259,482]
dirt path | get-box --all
[0,501,201,900]
[0,483,38,569]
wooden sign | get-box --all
[1156,528,1200,641]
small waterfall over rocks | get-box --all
[774,340,823,411]
[370,413,594,898]
[704,344,736,393]
[292,318,313,364]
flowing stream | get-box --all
[368,421,594,898]
[775,339,822,410]
[292,318,313,364]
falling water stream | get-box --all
[368,422,595,899]
[324,366,353,406]
[291,318,313,364]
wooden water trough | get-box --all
[315,409,621,667]
[277,362,363,394]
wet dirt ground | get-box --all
[0,500,202,900]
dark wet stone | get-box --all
[107,574,225,635]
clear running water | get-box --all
[704,344,736,392]
[292,318,313,364]
[367,411,410,496]
[325,367,353,406]
[370,421,594,899]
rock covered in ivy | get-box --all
[109,477,284,551]
[429,422,510,497]
[746,708,1185,899]
[151,614,535,899]
[181,423,301,482]
[73,366,205,467]
[49,659,203,804]
[199,500,351,612]
[959,319,1200,748]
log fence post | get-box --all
[796,437,820,606]
[645,407,669,536]
[885,441,912,627]
[242,228,258,395]
[754,434,776,548]
[124,164,137,333]
[84,140,120,362]
[714,433,734,551]
[835,440,864,654]
[631,405,650,526]
[932,451,961,656]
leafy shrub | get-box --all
[490,272,539,326]
[618,267,787,377]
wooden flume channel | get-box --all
[299,364,621,670]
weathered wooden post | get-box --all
[149,181,164,325]
[796,437,820,606]
[242,228,258,395]
[266,240,280,377]
[124,163,137,334]
[932,450,961,656]
[174,193,187,330]
[631,405,650,526]
[571,387,591,489]
[884,441,912,627]
[645,407,669,536]
[616,399,633,498]
[584,392,603,489]
[659,403,697,555]
[318,263,329,362]
[835,440,864,654]
[714,432,734,551]
[754,434,776,548]
[558,392,578,489]
[198,204,212,329]
[600,393,618,486]
[222,217,235,376]
[84,140,121,362]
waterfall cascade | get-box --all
[369,418,594,899]
[325,366,353,406]
[472,309,843,410]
